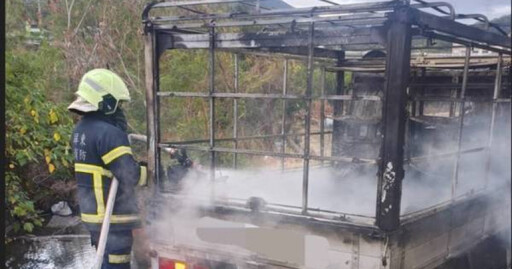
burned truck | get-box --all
[137,1,511,268]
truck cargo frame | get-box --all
[140,1,511,268]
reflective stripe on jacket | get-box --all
[72,113,146,231]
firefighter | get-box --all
[68,68,147,268]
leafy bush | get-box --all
[5,46,74,234]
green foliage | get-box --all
[5,0,26,48]
[5,46,74,234]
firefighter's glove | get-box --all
[174,148,193,168]
[167,148,178,158]
[138,162,148,187]
[182,158,193,168]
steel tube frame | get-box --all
[237,47,341,60]
[450,14,490,30]
[450,47,471,200]
[409,2,455,20]
[483,53,503,187]
[158,144,377,164]
[144,31,159,191]
[418,68,426,116]
[160,131,333,145]
[413,0,506,34]
[164,30,511,56]
[147,1,401,23]
[480,54,504,247]
[280,59,288,171]
[407,146,486,163]
[449,75,458,117]
[330,51,345,164]
[420,30,511,55]
[157,29,511,57]
[320,67,326,166]
[149,0,496,36]
[208,26,216,198]
[410,82,508,89]
[411,97,511,103]
[145,2,511,52]
[325,66,385,72]
[166,27,386,50]
[157,91,381,101]
[233,53,239,169]
[446,49,471,257]
[301,21,315,214]
[150,0,246,8]
[158,15,387,30]
[408,8,510,48]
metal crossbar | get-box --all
[156,91,382,101]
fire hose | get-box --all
[93,176,119,269]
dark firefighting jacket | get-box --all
[71,112,146,232]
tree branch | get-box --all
[73,0,94,35]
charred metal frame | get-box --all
[233,53,239,169]
[142,0,511,231]
[280,59,288,171]
[375,7,412,231]
[450,47,471,199]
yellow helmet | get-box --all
[68,69,130,114]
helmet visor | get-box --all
[67,96,98,113]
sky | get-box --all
[282,0,511,20]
